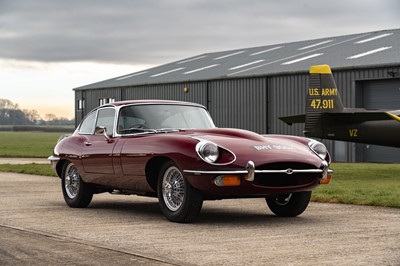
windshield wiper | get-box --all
[119,127,157,134]
[154,128,185,133]
[120,128,185,135]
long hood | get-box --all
[186,128,322,167]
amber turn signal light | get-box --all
[214,175,241,186]
[319,174,332,184]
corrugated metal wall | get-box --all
[75,66,400,162]
[208,78,267,133]
[268,73,307,136]
[123,82,208,106]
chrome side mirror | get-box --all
[95,126,110,142]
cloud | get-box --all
[0,0,399,65]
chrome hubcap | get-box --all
[162,166,185,211]
[65,164,80,199]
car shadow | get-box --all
[196,208,313,225]
[81,197,313,225]
[87,199,161,217]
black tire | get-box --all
[157,161,203,223]
[266,191,312,217]
[61,161,93,208]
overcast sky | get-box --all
[0,0,399,119]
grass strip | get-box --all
[0,164,57,177]
[312,163,400,208]
[0,131,68,158]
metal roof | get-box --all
[75,29,400,91]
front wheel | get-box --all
[266,191,312,217]
[157,161,203,223]
[61,161,93,208]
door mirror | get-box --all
[95,126,110,142]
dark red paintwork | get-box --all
[51,100,330,199]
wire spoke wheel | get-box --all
[61,161,93,208]
[64,163,81,199]
[157,161,203,223]
[162,166,185,211]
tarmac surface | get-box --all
[0,172,399,265]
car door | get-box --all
[81,107,118,175]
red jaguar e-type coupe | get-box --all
[49,100,332,223]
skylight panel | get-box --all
[229,60,265,70]
[177,55,207,64]
[150,68,185,77]
[250,46,283,56]
[346,47,392,59]
[183,64,219,74]
[214,51,246,60]
[281,53,323,65]
[355,33,393,44]
[115,71,148,80]
[298,40,333,50]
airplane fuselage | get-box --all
[307,119,400,147]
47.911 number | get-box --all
[310,99,334,109]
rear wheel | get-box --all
[61,161,93,208]
[266,191,312,217]
[157,161,203,223]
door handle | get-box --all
[84,141,92,146]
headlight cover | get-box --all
[308,139,329,161]
[196,140,220,164]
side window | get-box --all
[79,111,97,134]
[96,108,116,135]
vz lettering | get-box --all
[349,129,358,137]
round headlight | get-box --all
[308,139,328,160]
[196,141,219,164]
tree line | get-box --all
[0,99,74,125]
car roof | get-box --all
[100,99,206,108]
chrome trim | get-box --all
[48,155,60,162]
[321,160,332,180]
[184,160,333,182]
[245,161,255,181]
[184,169,248,175]
[184,168,326,175]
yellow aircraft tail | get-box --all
[305,65,344,136]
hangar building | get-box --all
[74,29,400,163]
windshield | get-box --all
[117,104,215,134]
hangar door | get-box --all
[358,79,400,163]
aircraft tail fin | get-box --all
[279,64,345,138]
[304,65,344,136]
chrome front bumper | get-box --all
[48,155,60,162]
[48,155,60,172]
[184,160,333,182]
